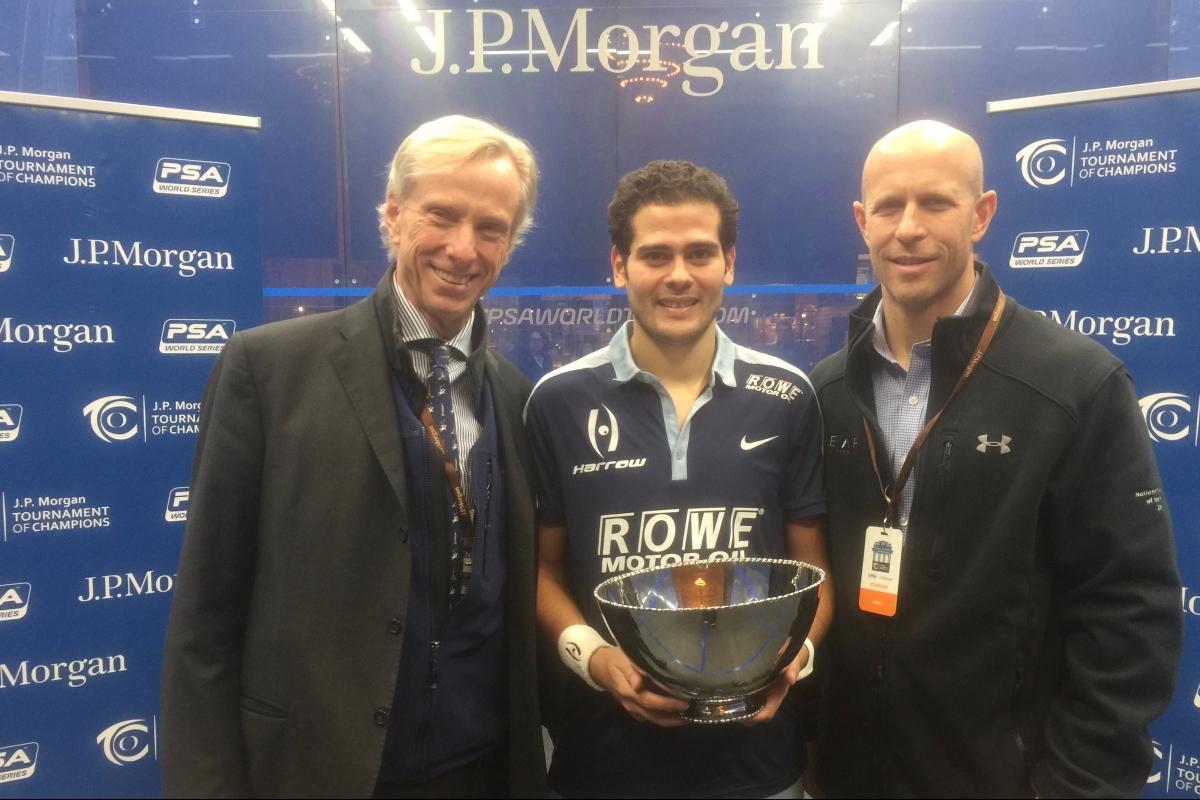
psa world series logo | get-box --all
[0,234,13,273]
[153,158,230,198]
[0,404,22,442]
[0,742,38,784]
[1010,230,1089,268]
[0,585,31,623]
[160,319,235,354]
[166,488,189,522]
[0,583,30,621]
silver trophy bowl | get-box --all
[594,558,824,724]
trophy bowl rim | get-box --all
[592,557,825,614]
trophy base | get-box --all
[682,694,764,724]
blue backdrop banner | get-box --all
[0,94,262,797]
[984,77,1200,798]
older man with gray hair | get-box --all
[161,115,547,798]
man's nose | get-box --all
[664,256,693,287]
[444,221,478,262]
[895,202,925,242]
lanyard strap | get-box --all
[864,290,1006,528]
[419,402,476,546]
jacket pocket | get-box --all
[240,693,288,719]
[926,432,956,578]
[241,696,289,796]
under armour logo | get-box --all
[977,434,1011,454]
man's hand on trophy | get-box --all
[589,646,689,727]
[740,642,810,726]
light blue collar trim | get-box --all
[607,321,738,388]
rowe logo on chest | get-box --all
[596,506,764,573]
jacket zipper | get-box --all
[938,439,953,479]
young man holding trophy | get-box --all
[524,160,833,798]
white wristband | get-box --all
[796,638,816,681]
[558,624,610,691]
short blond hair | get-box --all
[378,115,539,261]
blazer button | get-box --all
[387,618,403,635]
[374,709,389,726]
[398,526,409,543]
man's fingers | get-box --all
[629,686,689,712]
[742,670,795,726]
[621,700,687,727]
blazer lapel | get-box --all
[331,295,408,509]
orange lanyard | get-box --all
[419,402,475,547]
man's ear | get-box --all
[611,245,628,289]
[384,191,403,244]
[724,245,736,286]
[972,190,998,243]
[853,201,869,244]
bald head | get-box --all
[862,120,984,200]
[852,119,997,325]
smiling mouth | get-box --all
[890,256,936,267]
[658,296,699,309]
[432,266,472,286]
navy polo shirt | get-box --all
[525,322,825,799]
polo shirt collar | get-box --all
[607,320,738,388]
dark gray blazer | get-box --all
[160,275,546,798]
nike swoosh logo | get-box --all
[740,435,779,451]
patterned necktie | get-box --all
[423,341,472,601]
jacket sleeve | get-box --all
[1033,367,1183,798]
[160,334,264,797]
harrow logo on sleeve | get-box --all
[165,488,189,522]
[1015,139,1069,187]
[153,158,230,197]
[0,742,38,783]
[96,719,152,765]
[1010,230,1089,267]
[160,319,235,354]
[0,405,22,441]
[0,234,13,272]
[83,396,140,442]
[0,584,30,621]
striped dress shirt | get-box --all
[392,275,481,507]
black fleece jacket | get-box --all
[809,263,1182,798]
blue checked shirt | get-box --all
[870,279,980,532]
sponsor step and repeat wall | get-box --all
[984,77,1200,798]
[325,2,898,377]
[0,93,262,795]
